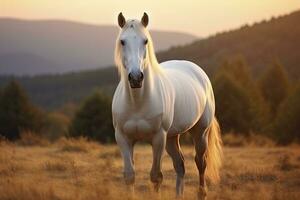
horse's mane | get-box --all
[114,21,162,78]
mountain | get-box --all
[0,18,197,76]
[157,10,300,79]
[0,10,299,109]
[0,53,59,75]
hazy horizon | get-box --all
[0,17,199,37]
[1,0,300,37]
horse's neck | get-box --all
[123,64,156,106]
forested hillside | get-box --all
[0,67,118,109]
[158,10,300,79]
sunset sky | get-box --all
[1,0,299,36]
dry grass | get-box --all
[44,160,69,172]
[18,131,50,147]
[222,133,275,147]
[0,139,299,200]
[56,137,98,153]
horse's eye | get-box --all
[120,39,125,46]
[144,39,148,45]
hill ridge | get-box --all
[0,18,197,76]
[157,9,300,79]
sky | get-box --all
[1,0,300,37]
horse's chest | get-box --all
[121,114,162,140]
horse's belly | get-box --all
[122,114,162,140]
[167,74,206,135]
[168,100,203,135]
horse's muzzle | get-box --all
[128,72,144,88]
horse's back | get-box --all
[161,60,210,87]
[160,60,215,134]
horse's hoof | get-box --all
[175,189,184,199]
[125,185,135,199]
[153,182,161,192]
[197,186,207,200]
[124,173,135,185]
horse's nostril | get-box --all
[128,73,132,81]
[140,72,144,80]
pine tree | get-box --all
[213,71,254,134]
[218,57,252,87]
[69,91,114,143]
[0,81,44,140]
[259,62,289,118]
[218,57,270,132]
[273,84,300,144]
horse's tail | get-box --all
[205,116,223,184]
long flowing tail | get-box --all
[205,116,223,184]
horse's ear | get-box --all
[118,12,126,28]
[141,12,149,27]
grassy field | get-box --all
[0,137,299,200]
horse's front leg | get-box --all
[150,129,167,192]
[115,130,135,193]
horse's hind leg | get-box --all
[190,123,208,197]
[166,135,185,197]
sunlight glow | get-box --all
[1,0,299,36]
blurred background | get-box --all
[0,0,299,145]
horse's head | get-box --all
[116,12,149,88]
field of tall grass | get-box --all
[0,136,299,200]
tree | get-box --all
[273,84,300,144]
[0,81,44,140]
[213,72,254,134]
[69,91,114,143]
[218,57,253,87]
[43,112,70,141]
[218,57,270,132]
[259,62,289,118]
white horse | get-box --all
[112,12,223,197]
